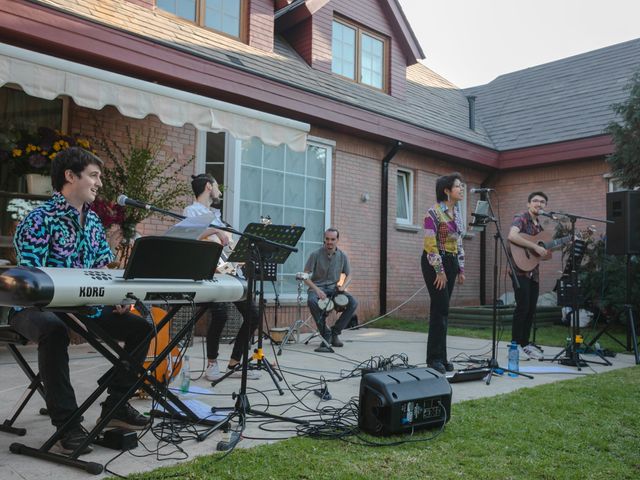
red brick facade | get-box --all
[69,103,198,236]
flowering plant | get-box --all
[6,198,44,222]
[90,198,126,229]
[3,126,93,176]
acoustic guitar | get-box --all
[509,227,595,272]
[509,231,570,272]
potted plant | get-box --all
[1,126,93,195]
[92,126,193,266]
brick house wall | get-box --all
[486,158,609,299]
[260,126,491,331]
[69,103,198,236]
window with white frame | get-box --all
[608,176,639,192]
[157,0,244,38]
[237,138,332,296]
[331,18,386,90]
[396,169,413,224]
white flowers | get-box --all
[7,198,42,221]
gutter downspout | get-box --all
[380,141,403,316]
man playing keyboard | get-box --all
[9,147,152,455]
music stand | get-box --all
[124,236,221,280]
[226,224,304,391]
[216,223,308,450]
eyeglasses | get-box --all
[530,198,547,204]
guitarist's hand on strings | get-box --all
[533,245,548,257]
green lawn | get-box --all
[123,367,640,480]
[370,316,632,353]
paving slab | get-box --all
[0,327,634,478]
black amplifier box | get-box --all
[358,367,452,436]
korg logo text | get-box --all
[79,287,105,297]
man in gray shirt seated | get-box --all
[304,228,358,352]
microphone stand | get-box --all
[118,198,309,446]
[470,192,533,384]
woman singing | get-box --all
[421,172,466,374]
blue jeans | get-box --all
[307,288,358,337]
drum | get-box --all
[334,293,349,312]
[295,272,309,281]
[318,297,334,312]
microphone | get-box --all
[470,188,495,193]
[538,210,558,220]
[117,194,151,210]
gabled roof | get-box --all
[465,38,640,151]
[275,0,425,65]
[30,0,494,150]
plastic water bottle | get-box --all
[508,341,519,377]
[180,355,191,394]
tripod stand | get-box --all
[470,193,533,384]
[277,273,318,354]
[543,211,611,369]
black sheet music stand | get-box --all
[9,237,228,474]
[124,236,221,280]
[213,224,304,394]
[217,223,307,449]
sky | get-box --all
[397,0,640,88]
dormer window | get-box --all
[331,18,387,91]
[157,0,245,39]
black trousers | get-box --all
[206,301,259,363]
[422,253,458,365]
[10,307,152,427]
[511,274,540,347]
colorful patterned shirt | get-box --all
[13,192,114,316]
[423,202,465,274]
[511,211,543,282]
[14,192,114,269]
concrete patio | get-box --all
[0,327,635,479]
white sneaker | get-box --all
[517,345,532,361]
[205,361,223,381]
[523,344,543,360]
[227,365,262,380]
[527,343,544,354]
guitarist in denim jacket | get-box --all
[507,192,549,360]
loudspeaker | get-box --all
[358,367,452,436]
[606,190,640,255]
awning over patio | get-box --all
[0,43,310,151]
